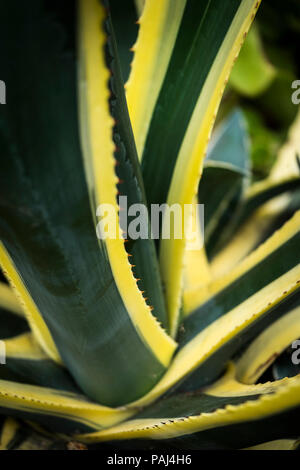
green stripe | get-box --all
[0,358,80,394]
[133,391,259,420]
[109,0,138,82]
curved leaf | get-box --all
[0,379,134,435]
[0,0,175,407]
[79,366,300,449]
[0,245,60,362]
[153,0,261,336]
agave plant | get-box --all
[1,0,300,451]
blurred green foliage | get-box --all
[220,0,300,180]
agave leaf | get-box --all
[78,0,176,351]
[0,245,61,363]
[138,280,300,403]
[78,365,300,449]
[138,0,261,336]
[140,0,258,208]
[108,0,138,82]
[80,0,170,333]
[0,378,134,435]
[114,213,300,408]
[0,0,175,407]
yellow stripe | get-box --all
[0,282,23,316]
[78,0,176,367]
[185,210,300,315]
[245,175,300,201]
[4,332,47,360]
[126,0,187,158]
[184,198,211,293]
[0,243,61,363]
[0,418,19,450]
[184,249,211,293]
[160,0,261,336]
